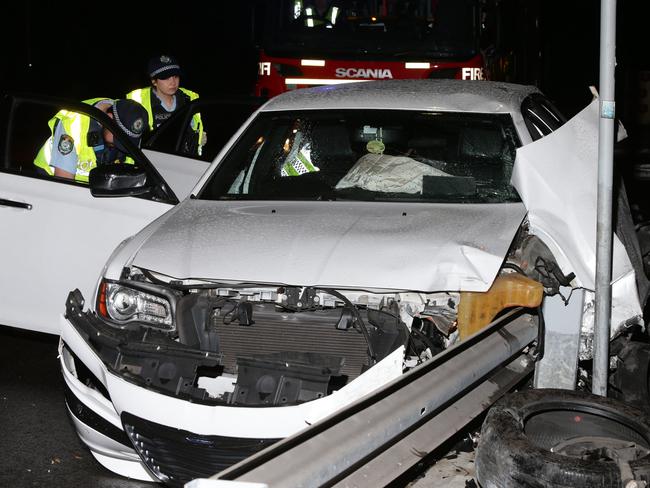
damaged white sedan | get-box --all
[1,80,645,486]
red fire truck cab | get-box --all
[254,0,487,99]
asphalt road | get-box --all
[0,324,158,488]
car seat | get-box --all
[310,124,355,184]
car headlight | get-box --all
[98,281,173,329]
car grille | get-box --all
[215,303,370,379]
[122,412,279,487]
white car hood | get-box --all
[131,200,526,292]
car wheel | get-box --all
[475,388,650,488]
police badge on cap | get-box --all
[57,134,74,155]
[112,99,149,152]
[147,54,181,79]
[131,117,144,136]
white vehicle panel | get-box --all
[0,174,172,333]
[60,317,405,439]
[143,149,211,201]
[261,79,539,115]
[130,200,527,292]
[512,98,634,290]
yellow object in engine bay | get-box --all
[457,273,543,339]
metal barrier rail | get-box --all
[187,308,538,488]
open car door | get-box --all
[0,95,187,334]
[0,94,261,334]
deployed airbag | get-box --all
[336,153,449,194]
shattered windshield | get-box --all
[262,0,478,59]
[198,109,521,203]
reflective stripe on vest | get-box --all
[34,112,93,181]
[127,87,201,130]
[294,0,339,26]
[33,98,113,182]
[180,88,203,140]
[128,86,203,155]
[126,88,153,129]
[281,146,318,177]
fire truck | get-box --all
[253,0,489,99]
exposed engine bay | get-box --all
[62,229,588,406]
[63,230,590,409]
[68,268,462,407]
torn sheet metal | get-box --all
[512,99,634,291]
[303,346,405,426]
[611,270,643,333]
[578,281,643,359]
[93,337,406,439]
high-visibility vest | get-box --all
[126,87,203,152]
[33,97,113,183]
[293,0,341,26]
[281,132,319,176]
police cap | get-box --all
[111,99,148,152]
[148,54,182,80]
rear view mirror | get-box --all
[89,164,151,197]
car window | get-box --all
[197,109,522,204]
[143,97,263,162]
[0,95,175,203]
[521,93,567,141]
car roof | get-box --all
[260,79,540,115]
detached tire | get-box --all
[475,388,650,488]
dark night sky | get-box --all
[0,2,258,100]
[1,0,649,126]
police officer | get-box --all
[33,98,148,182]
[126,54,205,155]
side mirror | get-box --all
[89,164,152,197]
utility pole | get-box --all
[593,0,617,396]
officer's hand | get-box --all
[200,132,208,146]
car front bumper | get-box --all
[59,337,157,482]
[59,290,405,486]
